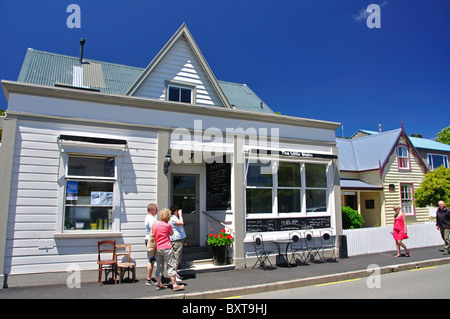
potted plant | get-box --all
[207,228,233,265]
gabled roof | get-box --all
[337,127,428,173]
[350,128,450,153]
[126,23,232,109]
[15,45,274,114]
[349,129,379,139]
[337,129,402,171]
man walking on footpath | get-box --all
[436,200,450,255]
[145,203,158,285]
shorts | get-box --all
[145,239,156,263]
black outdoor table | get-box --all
[272,238,293,268]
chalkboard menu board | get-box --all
[206,161,231,210]
[246,216,331,233]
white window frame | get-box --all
[427,153,449,170]
[245,158,330,219]
[166,82,195,104]
[55,143,123,237]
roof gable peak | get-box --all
[126,23,232,108]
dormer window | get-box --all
[167,84,193,104]
[397,145,410,169]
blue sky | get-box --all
[1,0,449,139]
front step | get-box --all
[183,246,213,262]
[178,246,235,276]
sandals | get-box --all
[395,250,410,258]
[156,284,185,292]
[173,284,185,292]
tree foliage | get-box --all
[436,126,450,145]
[414,166,450,207]
[342,206,364,229]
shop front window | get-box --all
[246,162,273,214]
[64,155,115,230]
[278,162,301,213]
[246,160,328,215]
[305,163,327,212]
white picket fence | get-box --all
[343,223,443,256]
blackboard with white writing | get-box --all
[206,161,231,210]
[246,216,331,232]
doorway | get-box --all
[171,174,199,246]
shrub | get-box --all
[414,166,450,207]
[342,206,364,229]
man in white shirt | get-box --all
[145,203,158,285]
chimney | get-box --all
[378,124,382,133]
[79,38,85,64]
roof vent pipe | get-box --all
[378,124,382,133]
[79,38,85,64]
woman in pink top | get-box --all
[392,206,410,257]
[151,209,184,291]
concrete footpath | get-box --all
[1,245,450,299]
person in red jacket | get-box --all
[436,201,450,255]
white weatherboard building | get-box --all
[0,24,342,286]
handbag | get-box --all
[146,226,156,255]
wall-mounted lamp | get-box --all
[164,151,172,174]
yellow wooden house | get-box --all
[337,126,429,227]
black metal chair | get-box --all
[252,234,275,269]
[288,232,309,266]
[319,230,337,262]
[304,230,321,263]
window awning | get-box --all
[59,134,127,145]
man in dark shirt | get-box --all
[436,200,450,255]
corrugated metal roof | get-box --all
[18,49,143,95]
[337,129,402,171]
[340,179,383,189]
[17,48,275,114]
[410,136,450,152]
[218,81,274,114]
[350,128,450,153]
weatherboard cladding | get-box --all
[6,120,157,274]
[382,139,428,224]
[132,36,223,107]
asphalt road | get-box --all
[238,263,450,299]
